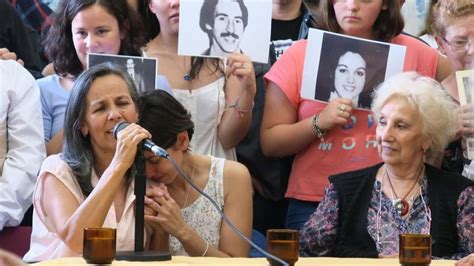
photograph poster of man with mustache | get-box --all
[178,0,272,64]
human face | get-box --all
[438,15,474,71]
[148,0,180,35]
[126,59,135,73]
[80,74,138,155]
[71,4,124,69]
[208,1,245,54]
[376,100,430,167]
[333,0,387,39]
[334,51,366,99]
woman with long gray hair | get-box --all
[24,64,152,261]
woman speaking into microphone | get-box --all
[24,64,153,262]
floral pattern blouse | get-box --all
[300,176,474,259]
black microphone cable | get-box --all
[156,150,289,266]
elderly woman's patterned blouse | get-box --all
[300,176,474,259]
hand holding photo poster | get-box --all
[301,29,406,110]
[456,69,474,160]
[88,53,158,94]
[178,0,272,63]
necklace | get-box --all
[161,43,191,81]
[182,157,196,208]
[385,165,423,216]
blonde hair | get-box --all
[431,0,474,37]
[371,72,458,160]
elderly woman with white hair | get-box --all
[300,72,474,259]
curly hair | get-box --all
[43,0,145,77]
[316,0,404,42]
[371,72,458,160]
[431,0,474,38]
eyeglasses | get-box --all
[442,37,473,53]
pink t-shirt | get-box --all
[264,35,438,202]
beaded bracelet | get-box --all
[225,97,252,118]
[311,114,326,140]
[201,241,210,257]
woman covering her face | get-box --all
[138,90,253,257]
[24,64,152,261]
[300,72,474,258]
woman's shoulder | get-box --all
[391,34,437,55]
[40,154,75,182]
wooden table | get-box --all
[36,256,456,265]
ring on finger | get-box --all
[340,104,346,112]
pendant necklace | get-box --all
[161,43,191,81]
[385,165,423,216]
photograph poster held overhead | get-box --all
[87,53,158,94]
[456,69,474,160]
[301,29,406,110]
[178,0,272,63]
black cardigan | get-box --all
[329,163,473,258]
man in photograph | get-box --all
[125,58,146,94]
[199,0,248,56]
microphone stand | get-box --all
[116,148,171,261]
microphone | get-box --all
[113,121,168,158]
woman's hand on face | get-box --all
[144,184,188,238]
[111,123,152,171]
[318,98,354,130]
[456,253,474,266]
[226,53,256,96]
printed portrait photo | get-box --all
[88,54,158,95]
[456,69,474,106]
[178,0,272,63]
[301,29,407,110]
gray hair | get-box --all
[371,72,458,160]
[62,63,139,196]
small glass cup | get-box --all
[83,227,116,264]
[266,229,299,266]
[399,233,431,266]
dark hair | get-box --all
[62,63,139,196]
[316,0,404,42]
[140,0,161,42]
[43,0,145,77]
[315,33,390,108]
[138,90,195,150]
[199,0,249,44]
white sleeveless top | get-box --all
[23,154,136,262]
[172,78,236,161]
[169,156,225,255]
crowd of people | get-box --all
[0,0,473,264]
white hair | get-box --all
[371,72,458,159]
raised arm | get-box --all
[260,81,353,157]
[36,124,151,253]
[218,54,256,149]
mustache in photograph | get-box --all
[220,32,240,40]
